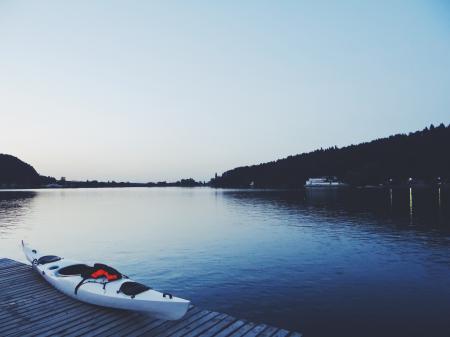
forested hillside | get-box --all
[210,124,450,188]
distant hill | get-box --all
[0,154,41,188]
[210,123,450,188]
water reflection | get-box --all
[218,187,450,337]
[389,188,393,208]
[0,187,449,337]
[438,187,441,208]
[409,187,413,225]
[0,191,36,236]
[222,187,449,228]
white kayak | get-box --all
[22,241,190,320]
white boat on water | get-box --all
[22,241,190,320]
[305,177,347,188]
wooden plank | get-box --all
[0,275,41,288]
[194,315,236,337]
[213,320,247,337]
[123,318,168,337]
[0,280,52,297]
[0,283,53,301]
[142,307,206,337]
[101,306,187,337]
[177,313,228,337]
[0,263,28,273]
[44,311,133,337]
[0,264,31,276]
[0,284,60,304]
[271,329,290,337]
[0,294,76,322]
[140,315,193,336]
[0,267,37,284]
[124,307,197,337]
[152,309,210,337]
[0,293,71,322]
[0,258,22,263]
[0,284,63,302]
[0,316,24,332]
[228,322,256,337]
[1,304,86,336]
[242,324,268,337]
[0,272,34,282]
[0,259,24,269]
[0,285,47,301]
[0,271,38,284]
[1,301,87,336]
[5,305,100,337]
[118,308,206,337]
[19,307,110,337]
[167,312,222,337]
[76,312,142,337]
[0,296,80,329]
[257,326,279,337]
[0,259,28,267]
[288,333,303,337]
[0,274,42,288]
[101,314,160,337]
[63,310,136,337]
[0,287,65,308]
[0,293,64,316]
[52,310,121,336]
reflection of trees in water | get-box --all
[0,191,36,235]
[220,188,450,257]
[222,187,450,228]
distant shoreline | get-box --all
[0,179,206,190]
[1,183,448,191]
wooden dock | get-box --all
[0,258,302,337]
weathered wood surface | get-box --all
[0,258,302,337]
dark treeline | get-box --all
[0,154,204,189]
[56,178,204,188]
[210,124,450,188]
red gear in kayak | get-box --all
[90,269,119,281]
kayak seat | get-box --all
[117,281,151,298]
[58,264,92,276]
[36,255,61,265]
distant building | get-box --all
[305,177,347,188]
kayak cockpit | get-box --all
[57,264,92,276]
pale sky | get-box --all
[1,1,449,182]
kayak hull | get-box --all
[22,242,190,320]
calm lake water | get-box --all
[1,187,450,337]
